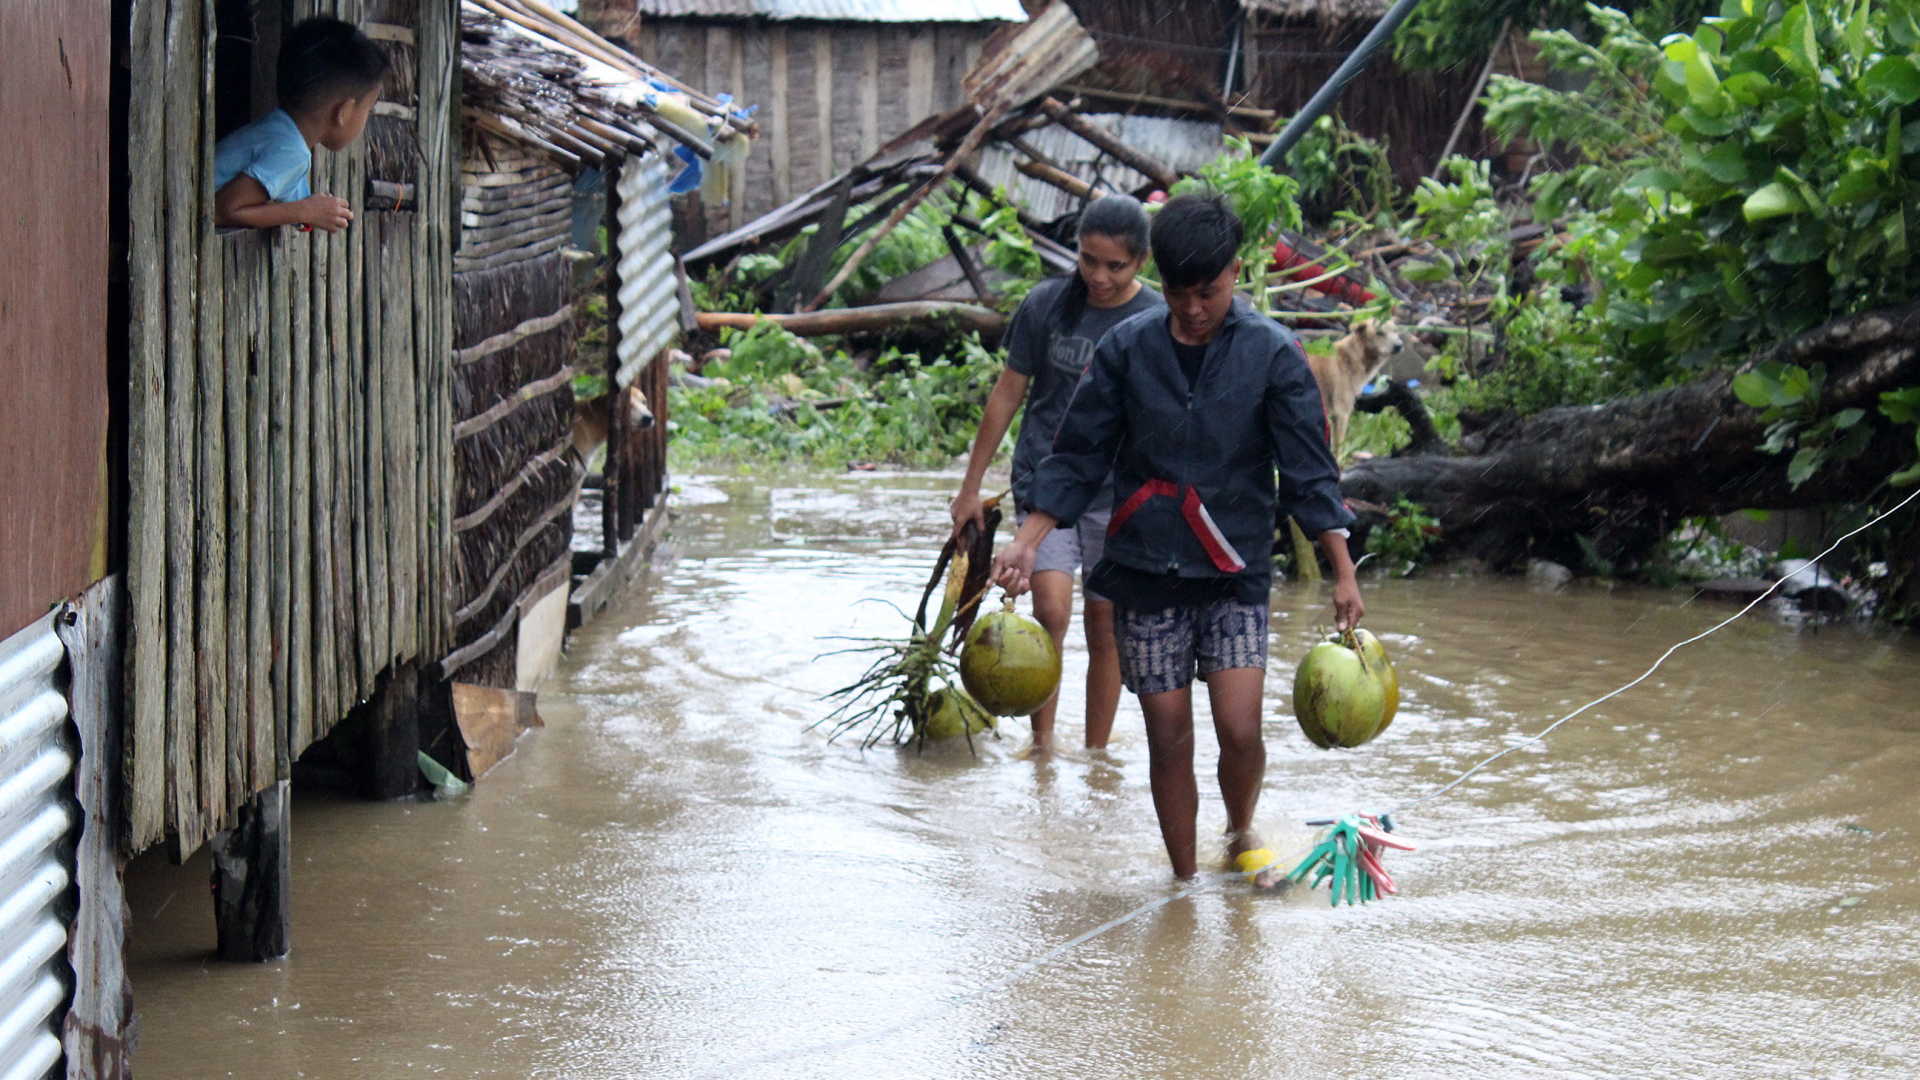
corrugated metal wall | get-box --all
[602,151,675,555]
[614,153,678,386]
[0,614,78,1080]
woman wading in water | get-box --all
[949,196,1163,756]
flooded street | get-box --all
[126,470,1920,1078]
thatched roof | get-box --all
[460,0,752,169]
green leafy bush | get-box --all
[1486,1,1920,483]
[1285,114,1399,225]
[1365,497,1441,576]
[668,333,1003,470]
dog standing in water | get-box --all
[1308,319,1404,453]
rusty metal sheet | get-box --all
[0,1,112,636]
[960,0,1097,114]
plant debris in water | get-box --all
[815,501,1001,751]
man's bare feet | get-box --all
[1225,829,1288,890]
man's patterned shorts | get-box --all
[1115,599,1269,695]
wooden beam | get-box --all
[1060,83,1277,121]
[1014,157,1095,202]
[1038,97,1180,191]
[806,105,1008,311]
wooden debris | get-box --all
[696,302,1007,341]
[451,682,545,781]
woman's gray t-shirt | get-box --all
[1007,277,1163,510]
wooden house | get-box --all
[1058,0,1525,183]
[0,2,728,1073]
[577,0,1028,232]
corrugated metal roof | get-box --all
[975,113,1223,223]
[633,0,1026,22]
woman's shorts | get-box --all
[1115,600,1269,695]
[1018,507,1111,602]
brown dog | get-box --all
[1308,318,1404,453]
[571,382,654,459]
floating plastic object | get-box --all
[416,751,470,800]
[1286,815,1414,906]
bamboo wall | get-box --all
[124,0,457,859]
[442,138,582,689]
[605,18,998,232]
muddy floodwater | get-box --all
[125,470,1920,1078]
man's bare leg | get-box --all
[1025,570,1074,756]
[1138,685,1199,879]
[1206,666,1283,886]
[1083,596,1122,749]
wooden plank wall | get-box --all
[620,19,995,233]
[440,139,581,690]
[0,0,112,638]
[124,0,456,859]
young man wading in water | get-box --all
[993,193,1363,884]
[951,196,1163,757]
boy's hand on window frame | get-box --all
[295,193,354,232]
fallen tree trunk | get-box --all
[1342,302,1920,570]
[696,301,1008,341]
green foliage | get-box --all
[1285,114,1399,224]
[1486,1,1920,486]
[1169,136,1304,313]
[1502,2,1920,371]
[1406,157,1509,297]
[1365,497,1441,576]
[668,330,1003,470]
[830,188,956,303]
[977,197,1047,307]
[1655,515,1770,581]
[1343,407,1413,460]
[1396,0,1717,72]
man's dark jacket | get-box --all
[1025,297,1352,586]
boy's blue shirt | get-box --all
[213,109,312,202]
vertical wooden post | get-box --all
[769,24,790,206]
[61,579,135,1078]
[361,663,421,800]
[126,0,171,855]
[859,30,880,160]
[209,779,291,963]
[602,172,625,554]
[812,31,833,188]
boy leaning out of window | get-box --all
[213,16,389,232]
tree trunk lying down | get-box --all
[1342,301,1920,571]
[695,301,1007,343]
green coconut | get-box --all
[1294,633,1389,748]
[1329,627,1399,734]
[923,687,995,740]
[1353,628,1399,733]
[959,600,1061,716]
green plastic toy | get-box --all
[1285,814,1414,906]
